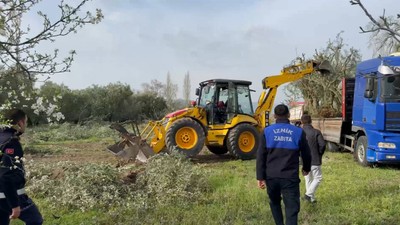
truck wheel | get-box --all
[166,118,205,157]
[206,145,228,155]
[354,136,372,167]
[227,124,259,160]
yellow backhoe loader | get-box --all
[108,60,331,161]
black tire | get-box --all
[227,124,260,160]
[354,136,372,167]
[165,118,205,157]
[206,145,228,155]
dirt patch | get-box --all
[28,142,236,166]
[28,141,119,164]
[121,167,146,184]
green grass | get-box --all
[11,150,400,225]
[25,123,117,144]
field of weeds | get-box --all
[10,123,400,225]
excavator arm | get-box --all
[254,60,331,131]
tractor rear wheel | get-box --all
[165,118,205,157]
[206,145,228,155]
[227,124,259,160]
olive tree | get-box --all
[285,33,362,117]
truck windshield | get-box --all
[381,75,400,102]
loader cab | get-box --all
[196,79,254,125]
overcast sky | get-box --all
[28,0,399,103]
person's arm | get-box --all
[317,130,326,155]
[256,132,267,182]
[299,131,311,174]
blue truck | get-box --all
[312,53,400,166]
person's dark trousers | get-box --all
[0,209,10,225]
[266,178,300,225]
[0,195,43,225]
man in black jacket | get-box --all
[301,114,326,203]
[0,109,43,225]
[257,104,311,225]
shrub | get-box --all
[134,152,210,207]
[25,152,209,212]
[26,161,135,211]
[25,122,116,143]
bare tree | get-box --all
[141,79,165,97]
[164,72,178,110]
[350,0,400,55]
[0,0,103,79]
[183,71,191,105]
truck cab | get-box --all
[352,54,400,165]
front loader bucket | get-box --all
[108,122,155,163]
[107,141,127,157]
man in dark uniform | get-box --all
[0,109,43,225]
[301,114,325,203]
[256,104,311,225]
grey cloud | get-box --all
[34,0,400,103]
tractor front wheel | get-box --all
[227,124,259,160]
[165,118,205,157]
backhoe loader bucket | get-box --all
[107,122,155,163]
[315,60,332,75]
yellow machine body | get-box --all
[110,60,331,160]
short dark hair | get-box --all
[274,104,289,116]
[4,109,26,125]
[301,114,312,124]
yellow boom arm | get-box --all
[254,60,330,131]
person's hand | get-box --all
[302,170,309,176]
[257,180,266,189]
[9,206,21,219]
